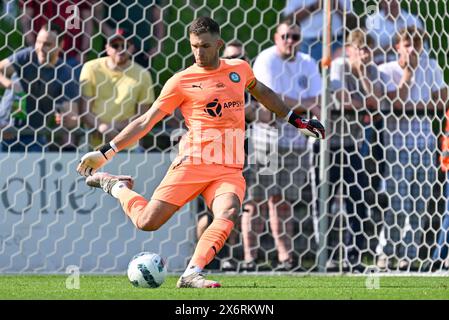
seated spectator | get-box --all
[79,27,155,151]
[0,23,79,152]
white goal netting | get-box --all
[0,0,448,274]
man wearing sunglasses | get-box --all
[249,17,322,271]
[79,27,155,150]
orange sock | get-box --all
[190,217,234,269]
[116,188,148,228]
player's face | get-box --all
[190,32,223,68]
[35,29,61,65]
[274,24,301,60]
[106,39,134,66]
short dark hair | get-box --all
[188,17,220,36]
[40,22,64,44]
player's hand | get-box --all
[77,151,109,177]
[296,118,325,139]
[288,113,325,139]
[76,142,117,176]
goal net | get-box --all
[0,0,447,274]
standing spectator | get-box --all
[0,23,79,152]
[365,0,425,64]
[79,27,155,151]
[326,29,383,272]
[20,0,96,80]
[283,0,356,62]
[376,26,446,270]
[248,17,321,271]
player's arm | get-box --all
[110,105,167,151]
[76,105,168,176]
[248,79,325,139]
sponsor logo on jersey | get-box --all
[204,98,244,117]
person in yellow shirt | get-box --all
[80,27,155,150]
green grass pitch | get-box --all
[0,275,448,300]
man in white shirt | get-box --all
[365,0,425,64]
[376,26,447,271]
[283,0,356,62]
[245,17,321,271]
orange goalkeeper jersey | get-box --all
[154,58,256,168]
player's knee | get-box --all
[135,217,161,231]
[216,207,239,223]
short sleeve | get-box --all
[253,53,275,89]
[153,75,184,115]
[9,47,33,70]
[240,60,256,89]
[137,70,156,105]
[79,62,95,97]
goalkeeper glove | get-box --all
[76,142,118,177]
[287,111,325,139]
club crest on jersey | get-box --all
[229,72,240,83]
[204,98,222,117]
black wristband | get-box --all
[99,143,116,160]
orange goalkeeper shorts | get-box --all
[151,160,246,209]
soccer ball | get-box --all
[127,252,167,288]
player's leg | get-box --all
[85,172,180,230]
[177,169,245,288]
[177,192,241,288]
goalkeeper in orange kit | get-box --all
[77,17,324,288]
